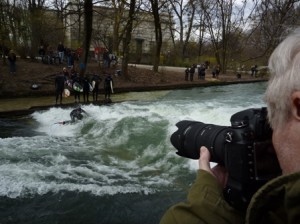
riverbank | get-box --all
[0,59,268,115]
[0,79,267,117]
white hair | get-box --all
[265,28,300,129]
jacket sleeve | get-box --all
[160,170,244,224]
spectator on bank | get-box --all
[71,69,81,103]
[38,45,46,63]
[184,66,189,81]
[66,49,75,69]
[82,75,90,103]
[103,49,110,68]
[212,66,216,78]
[62,67,69,79]
[110,53,118,67]
[104,73,113,102]
[7,50,16,75]
[212,64,220,79]
[46,45,54,64]
[189,64,196,81]
[251,65,258,77]
[57,42,65,63]
[199,64,206,80]
[215,64,220,78]
[55,73,66,105]
[91,74,102,102]
[197,64,201,79]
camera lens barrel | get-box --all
[170,120,229,163]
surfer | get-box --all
[70,106,87,122]
[56,107,87,125]
[104,73,113,102]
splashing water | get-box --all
[0,82,267,223]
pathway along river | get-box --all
[0,82,266,224]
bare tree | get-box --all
[168,0,196,60]
[0,0,14,63]
[110,0,127,54]
[247,0,300,63]
[79,0,93,75]
[147,0,169,72]
[122,0,136,79]
[197,0,254,72]
[26,0,48,58]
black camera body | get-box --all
[170,107,282,210]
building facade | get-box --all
[65,1,174,64]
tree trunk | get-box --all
[80,0,93,76]
[121,0,135,79]
[150,0,162,72]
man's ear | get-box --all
[291,91,300,119]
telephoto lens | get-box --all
[170,120,229,164]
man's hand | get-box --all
[199,146,228,188]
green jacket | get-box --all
[160,170,300,224]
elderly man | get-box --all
[160,28,300,223]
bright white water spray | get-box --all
[0,83,266,198]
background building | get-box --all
[65,1,173,64]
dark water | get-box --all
[1,191,187,224]
[0,83,267,224]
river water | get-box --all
[0,82,267,224]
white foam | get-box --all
[0,83,266,198]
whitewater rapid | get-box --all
[0,83,266,199]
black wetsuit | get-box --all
[82,76,90,103]
[55,74,66,104]
[92,75,102,102]
[70,107,86,122]
[71,72,81,102]
[104,75,113,100]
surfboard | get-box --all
[66,80,73,88]
[73,82,83,92]
[110,80,114,93]
[89,82,94,92]
[55,120,72,125]
[31,83,40,90]
[63,88,70,97]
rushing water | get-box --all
[0,82,267,224]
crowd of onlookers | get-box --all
[184,62,263,81]
[55,66,114,105]
[38,42,80,68]
[38,43,118,70]
[184,62,220,81]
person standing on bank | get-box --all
[55,73,66,105]
[57,42,65,63]
[184,66,189,81]
[104,73,113,102]
[62,67,69,79]
[199,63,206,80]
[251,65,258,77]
[82,75,90,103]
[91,74,102,102]
[71,69,81,103]
[189,64,195,81]
[160,28,300,224]
[215,64,220,79]
[8,50,16,74]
